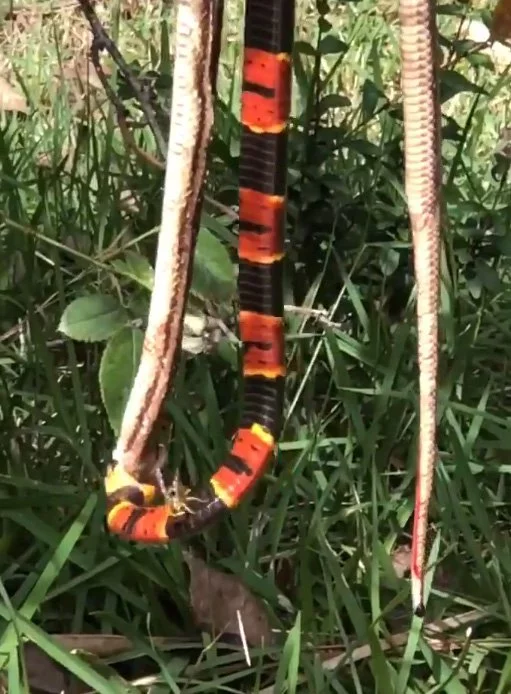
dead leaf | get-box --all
[56,56,110,119]
[391,544,411,579]
[19,635,178,692]
[21,643,88,694]
[61,56,111,94]
[491,0,511,43]
[185,552,274,647]
[274,555,295,598]
[119,188,141,215]
[0,76,28,113]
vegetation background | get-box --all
[1,0,511,691]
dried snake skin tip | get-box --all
[414,603,426,618]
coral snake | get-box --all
[103,0,441,616]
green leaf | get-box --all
[58,295,128,343]
[294,40,316,57]
[191,226,236,303]
[496,233,511,256]
[318,35,348,56]
[466,273,482,300]
[273,612,302,693]
[475,258,502,293]
[496,648,511,694]
[317,93,350,116]
[318,16,332,33]
[466,52,494,70]
[379,247,400,276]
[346,139,382,158]
[111,251,154,291]
[317,0,330,17]
[362,79,386,120]
[99,327,144,436]
[439,69,486,103]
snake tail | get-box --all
[399,0,442,615]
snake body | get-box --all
[103,0,441,614]
[399,0,441,615]
[105,0,293,542]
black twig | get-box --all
[76,0,167,158]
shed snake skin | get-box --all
[399,0,441,615]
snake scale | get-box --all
[104,0,441,615]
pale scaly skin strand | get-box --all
[112,0,214,478]
[399,0,442,615]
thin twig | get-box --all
[77,0,167,157]
[283,304,344,329]
[78,0,237,221]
